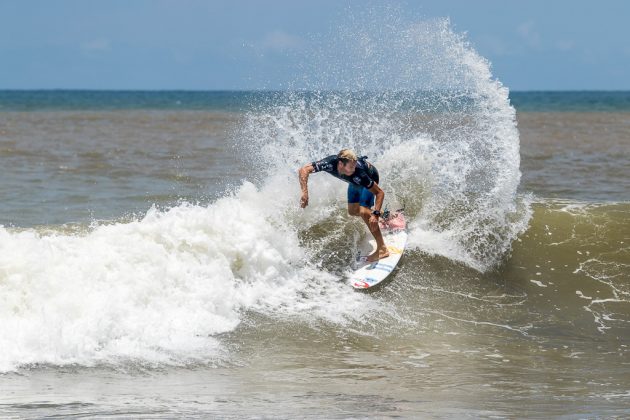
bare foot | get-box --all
[367,247,390,262]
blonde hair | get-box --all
[337,149,358,162]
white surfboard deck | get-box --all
[349,210,407,289]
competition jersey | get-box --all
[311,155,379,189]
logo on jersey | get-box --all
[316,161,333,172]
[353,176,362,184]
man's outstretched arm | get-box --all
[298,163,315,208]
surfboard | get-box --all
[350,209,407,289]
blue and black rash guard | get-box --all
[311,155,379,188]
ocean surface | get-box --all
[1,21,630,420]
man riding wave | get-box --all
[298,149,389,262]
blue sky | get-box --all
[1,0,629,91]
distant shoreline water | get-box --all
[1,90,630,112]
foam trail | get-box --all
[0,182,378,372]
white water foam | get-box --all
[0,181,380,372]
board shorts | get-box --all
[347,183,375,208]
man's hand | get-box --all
[300,193,309,208]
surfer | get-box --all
[298,149,389,262]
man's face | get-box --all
[339,160,357,176]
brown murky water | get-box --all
[0,109,628,418]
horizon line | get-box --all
[2,88,630,93]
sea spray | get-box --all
[241,16,530,271]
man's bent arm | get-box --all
[369,183,385,213]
